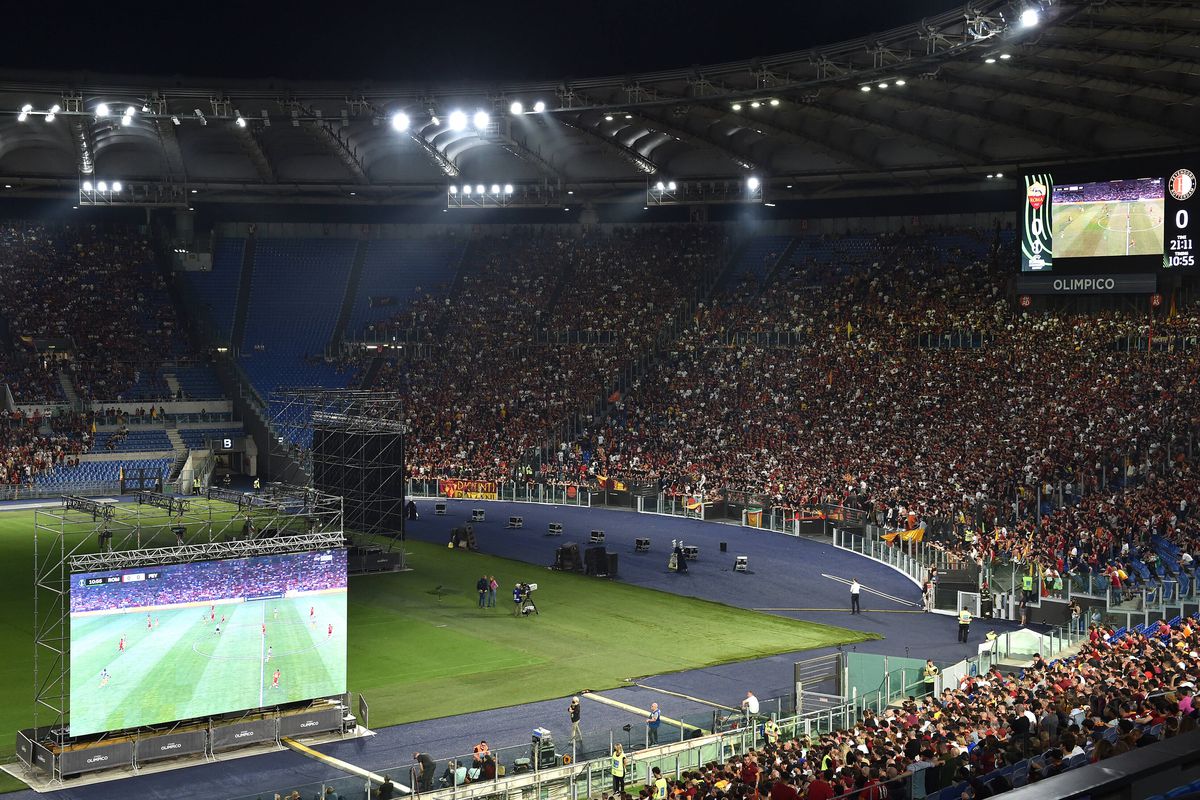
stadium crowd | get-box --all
[0,221,185,402]
[1053,179,1164,204]
[70,551,347,613]
[0,409,91,487]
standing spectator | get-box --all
[476,575,488,608]
[922,660,940,697]
[646,702,661,745]
[568,696,582,743]
[611,743,626,794]
[487,575,498,608]
[849,579,862,614]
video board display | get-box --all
[69,550,347,736]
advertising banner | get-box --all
[135,729,208,764]
[442,479,498,500]
[58,740,134,775]
[278,706,343,737]
[210,718,277,751]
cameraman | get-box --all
[513,583,525,616]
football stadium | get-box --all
[0,1,1199,800]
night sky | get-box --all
[14,0,955,83]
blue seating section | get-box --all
[33,458,172,487]
[184,238,245,341]
[173,364,225,399]
[723,235,793,288]
[95,429,173,453]
[179,427,245,450]
[238,239,357,395]
[347,238,465,336]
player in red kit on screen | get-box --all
[272,669,280,689]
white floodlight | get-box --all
[895,78,907,86]
[510,101,523,115]
[604,114,613,121]
[449,185,458,194]
[750,101,761,108]
[654,181,665,192]
[731,103,742,111]
[45,104,60,123]
[747,176,761,191]
[985,57,997,64]
[235,112,247,128]
[111,181,122,192]
[171,115,180,125]
[995,172,1004,178]
[986,173,995,179]
[82,180,93,191]
[667,181,677,191]
[124,106,136,117]
[121,113,133,126]
[431,115,440,126]
[878,82,889,89]
[503,184,513,194]
[95,103,110,117]
[472,110,490,130]
[490,184,500,195]
[860,85,871,92]
[391,112,410,131]
[18,104,32,122]
[463,185,471,195]
[448,110,467,131]
[1020,8,1039,27]
[769,98,780,106]
[96,181,108,192]
[624,113,632,120]
[475,184,485,195]
[533,100,546,112]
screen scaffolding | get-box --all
[30,487,344,777]
[268,388,407,538]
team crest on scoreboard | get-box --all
[1027,181,1048,210]
[1169,169,1196,202]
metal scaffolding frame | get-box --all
[31,487,344,755]
[269,388,407,539]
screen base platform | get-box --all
[12,696,361,788]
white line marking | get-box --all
[821,574,918,607]
[259,601,266,709]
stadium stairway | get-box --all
[165,427,189,481]
[230,236,257,351]
[56,369,79,408]
[162,371,181,397]
[756,238,800,296]
[330,240,369,347]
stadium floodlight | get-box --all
[747,176,760,191]
[475,184,485,195]
[750,101,761,108]
[510,101,523,115]
[18,104,32,122]
[96,181,108,192]
[895,78,907,86]
[45,104,61,123]
[1020,7,1039,27]
[171,114,180,125]
[769,98,780,106]
[463,185,471,195]
[448,110,467,131]
[111,181,122,192]
[504,184,513,194]
[82,180,93,191]
[860,85,871,92]
[121,113,133,126]
[731,103,742,111]
[667,181,677,191]
[624,113,632,120]
[449,185,458,194]
[490,184,500,195]
[986,173,995,179]
[654,181,665,192]
[533,100,546,112]
[879,82,889,89]
[430,115,440,126]
[985,57,997,64]
[391,111,410,131]
[125,106,136,117]
[999,53,1011,60]
[995,172,1004,178]
[605,114,614,121]
[95,102,110,117]
[472,110,490,130]
[235,112,247,128]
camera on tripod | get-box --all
[516,582,539,615]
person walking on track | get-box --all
[958,606,973,642]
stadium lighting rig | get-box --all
[646,176,765,206]
[447,181,560,209]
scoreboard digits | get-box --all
[1164,168,1196,269]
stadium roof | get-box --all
[0,0,1195,207]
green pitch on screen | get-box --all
[69,593,347,736]
[1054,199,1165,258]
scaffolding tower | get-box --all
[31,488,344,758]
[268,388,407,539]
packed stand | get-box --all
[0,221,186,402]
[0,409,91,487]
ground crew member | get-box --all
[763,717,780,746]
[1021,573,1034,603]
[958,606,972,643]
[923,659,940,696]
[253,477,261,491]
[611,744,626,794]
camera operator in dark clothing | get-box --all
[413,752,436,792]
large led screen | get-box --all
[69,550,347,736]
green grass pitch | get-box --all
[0,505,874,792]
[1053,199,1164,258]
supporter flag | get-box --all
[1168,293,1178,321]
[846,321,854,339]
[597,475,627,492]
[881,527,925,544]
[90,418,96,434]
[746,508,763,528]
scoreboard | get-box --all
[1021,158,1196,273]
